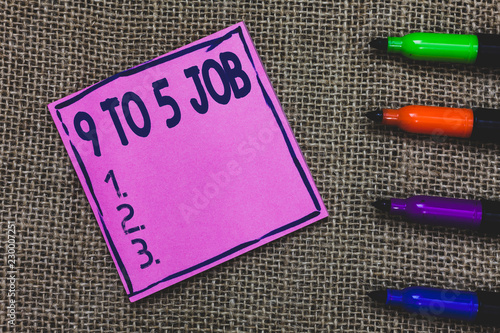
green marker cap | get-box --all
[387,32,479,64]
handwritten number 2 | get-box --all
[117,203,135,234]
[131,238,154,269]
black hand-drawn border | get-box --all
[54,24,323,300]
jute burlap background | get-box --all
[1,1,500,332]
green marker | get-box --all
[370,32,500,67]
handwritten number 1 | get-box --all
[105,170,122,198]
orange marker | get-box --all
[366,105,500,142]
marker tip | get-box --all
[369,38,388,51]
[368,290,387,303]
[372,199,391,212]
[366,109,384,123]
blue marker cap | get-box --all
[367,286,500,324]
[386,287,479,321]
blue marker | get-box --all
[369,287,500,325]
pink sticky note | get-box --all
[48,22,328,302]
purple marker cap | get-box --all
[372,195,500,233]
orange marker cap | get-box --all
[382,105,474,138]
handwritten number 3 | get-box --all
[131,238,154,269]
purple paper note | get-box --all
[48,22,328,302]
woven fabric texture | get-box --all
[1,1,500,332]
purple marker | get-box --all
[372,195,500,233]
